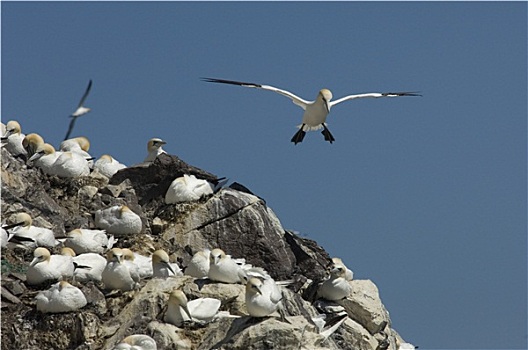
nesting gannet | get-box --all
[64,228,112,254]
[165,174,214,204]
[52,151,91,178]
[26,247,74,285]
[317,264,352,301]
[94,205,142,236]
[184,249,211,278]
[245,277,284,317]
[35,280,87,313]
[94,154,127,178]
[28,143,61,175]
[22,133,45,158]
[113,334,158,350]
[60,136,94,168]
[64,80,93,140]
[152,249,181,278]
[102,248,140,291]
[121,248,152,279]
[1,120,27,156]
[208,248,266,284]
[7,213,58,248]
[143,138,167,163]
[202,78,421,144]
[164,289,222,327]
[61,247,106,282]
[332,257,354,281]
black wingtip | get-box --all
[200,77,261,88]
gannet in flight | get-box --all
[202,78,421,144]
[64,80,93,140]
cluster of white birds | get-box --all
[2,77,420,349]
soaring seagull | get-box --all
[202,78,421,144]
[64,80,93,141]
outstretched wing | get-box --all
[64,116,77,141]
[201,77,311,109]
[329,91,421,108]
[77,80,93,108]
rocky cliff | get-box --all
[1,147,409,350]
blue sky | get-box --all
[2,2,526,349]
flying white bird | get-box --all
[202,78,421,144]
[64,80,93,140]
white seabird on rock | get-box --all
[64,228,113,254]
[35,280,87,313]
[331,257,354,281]
[122,248,152,279]
[165,174,214,204]
[152,249,181,278]
[28,143,61,175]
[94,154,126,178]
[95,205,142,236]
[1,120,27,156]
[164,289,222,327]
[317,263,352,301]
[143,138,167,164]
[61,247,106,282]
[26,247,74,285]
[102,248,140,291]
[208,248,266,284]
[22,133,45,158]
[184,249,211,278]
[245,277,284,317]
[6,213,58,249]
[202,77,421,144]
[51,151,90,178]
[113,334,158,350]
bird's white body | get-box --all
[28,143,61,175]
[122,249,152,279]
[70,252,106,282]
[35,281,87,313]
[52,151,90,178]
[164,290,221,327]
[245,277,283,317]
[94,154,126,178]
[64,228,110,254]
[95,205,142,236]
[203,78,420,144]
[184,249,211,278]
[143,138,167,163]
[208,248,244,283]
[2,120,27,156]
[8,213,58,249]
[165,174,214,204]
[60,137,93,168]
[317,264,352,301]
[26,247,74,285]
[102,248,140,291]
[113,334,158,350]
[152,249,181,278]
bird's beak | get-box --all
[164,262,176,275]
[29,257,40,267]
[182,304,193,320]
[255,286,262,295]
